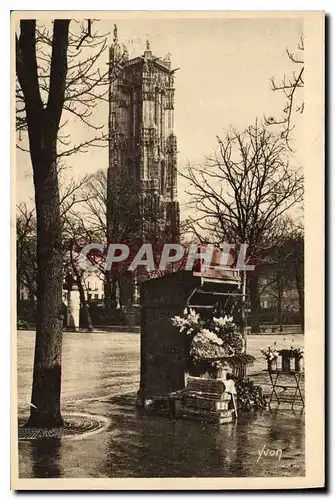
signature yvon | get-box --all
[257,444,282,463]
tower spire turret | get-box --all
[144,38,153,59]
[110,24,122,64]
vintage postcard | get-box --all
[11,10,324,490]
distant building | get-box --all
[84,272,105,302]
[260,288,300,312]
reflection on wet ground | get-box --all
[103,395,304,478]
[17,331,304,478]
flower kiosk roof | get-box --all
[138,270,242,402]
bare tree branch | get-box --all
[16,19,125,156]
[180,121,304,259]
[265,35,304,150]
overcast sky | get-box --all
[16,15,304,218]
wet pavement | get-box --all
[17,331,305,478]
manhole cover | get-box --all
[18,412,109,441]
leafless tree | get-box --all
[181,121,303,332]
[288,226,304,332]
[17,173,96,332]
[16,18,124,428]
[16,204,37,308]
[70,168,171,319]
[59,171,94,217]
[265,35,304,150]
[258,216,304,332]
[62,215,95,332]
[259,240,295,332]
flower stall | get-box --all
[138,269,245,407]
[168,309,258,423]
[171,309,252,379]
[137,270,264,421]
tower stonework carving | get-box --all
[108,30,180,243]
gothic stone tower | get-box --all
[108,28,180,243]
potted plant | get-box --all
[290,346,304,372]
[260,345,279,372]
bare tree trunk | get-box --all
[277,281,283,333]
[27,149,64,428]
[77,278,93,331]
[248,272,261,333]
[70,248,93,331]
[290,236,304,333]
[104,271,118,323]
[18,19,70,428]
[104,271,112,321]
[16,18,111,426]
[16,243,22,309]
[294,262,304,333]
[111,275,118,310]
[117,278,123,310]
[29,291,36,323]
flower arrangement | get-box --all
[189,328,224,361]
[172,308,254,376]
[290,346,304,359]
[260,341,304,373]
[260,342,303,360]
[231,376,267,411]
[260,345,280,361]
[171,308,201,336]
